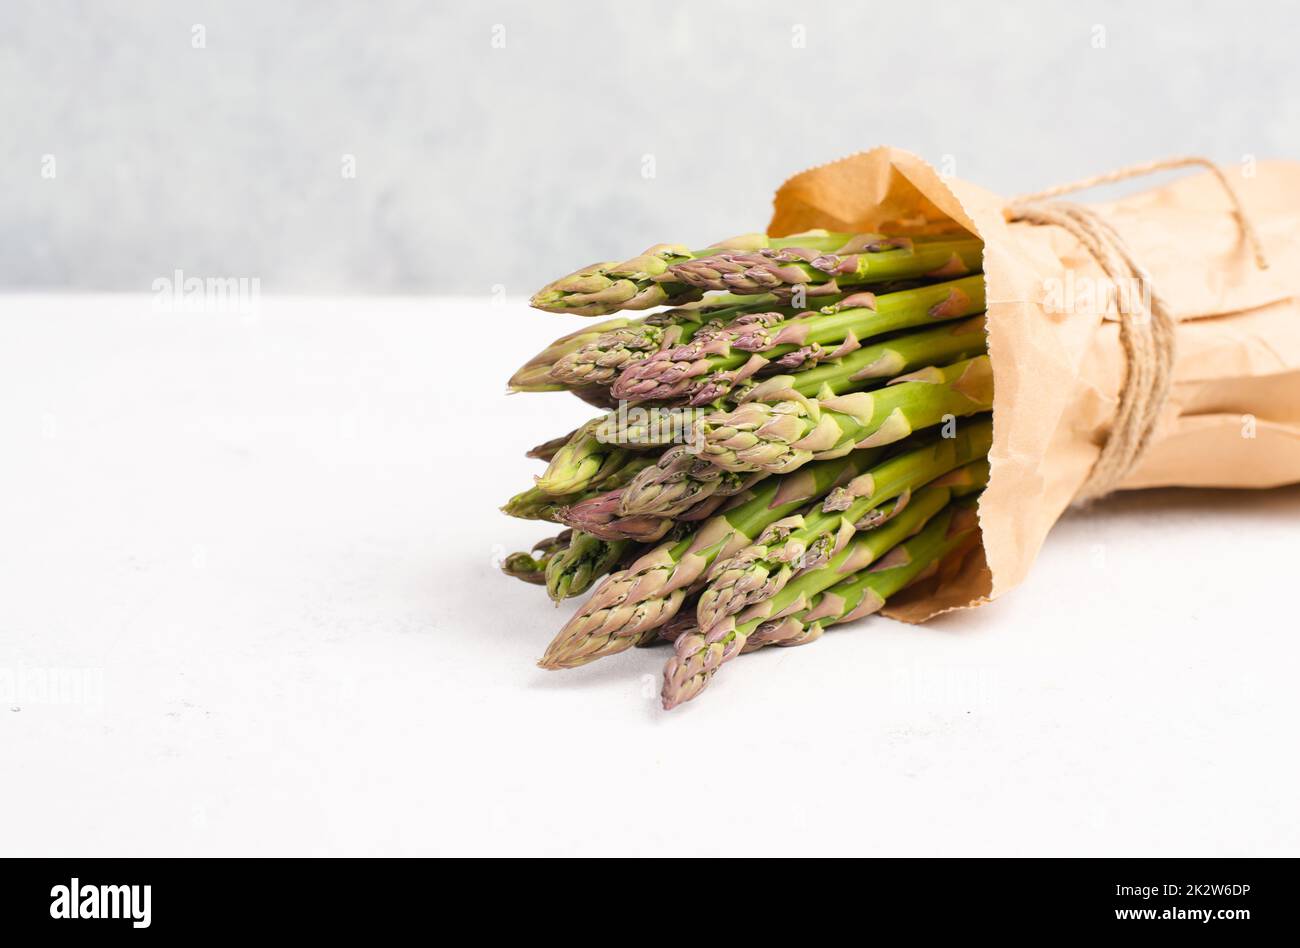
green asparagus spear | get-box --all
[508,316,636,393]
[530,232,854,317]
[545,531,631,603]
[546,296,793,387]
[611,276,985,404]
[697,355,994,474]
[537,447,887,669]
[501,531,572,586]
[666,235,982,297]
[615,316,987,520]
[504,454,656,522]
[663,497,981,708]
[697,443,990,629]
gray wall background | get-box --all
[2,0,1296,295]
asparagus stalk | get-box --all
[697,355,994,474]
[745,509,979,652]
[654,599,702,645]
[753,496,978,648]
[665,483,959,705]
[545,531,631,602]
[610,276,986,404]
[504,454,657,522]
[547,296,789,387]
[615,444,766,519]
[740,313,987,399]
[613,316,987,520]
[501,531,571,586]
[666,236,982,297]
[535,419,638,496]
[534,411,693,496]
[555,453,760,541]
[503,485,573,523]
[553,486,694,542]
[663,497,981,708]
[550,321,686,388]
[530,232,854,317]
[508,316,636,393]
[697,443,990,628]
[537,447,887,670]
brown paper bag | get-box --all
[768,147,1300,621]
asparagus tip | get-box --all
[536,652,589,671]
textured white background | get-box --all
[2,296,1298,856]
[3,0,1299,293]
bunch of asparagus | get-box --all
[502,229,992,708]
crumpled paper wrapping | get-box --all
[768,147,1300,621]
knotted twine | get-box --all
[1003,157,1270,502]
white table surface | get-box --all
[3,294,1297,857]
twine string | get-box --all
[1004,156,1269,502]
